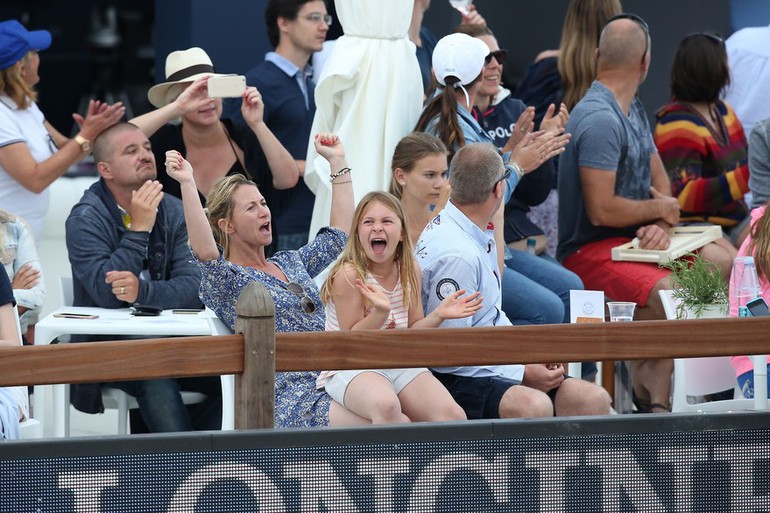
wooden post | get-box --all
[234,281,276,429]
[603,360,615,401]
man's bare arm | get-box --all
[649,152,673,199]
[580,166,680,228]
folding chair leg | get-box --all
[117,392,129,435]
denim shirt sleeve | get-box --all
[424,110,520,204]
[503,168,520,205]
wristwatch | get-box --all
[74,134,91,153]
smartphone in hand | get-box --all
[207,75,246,98]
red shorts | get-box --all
[563,237,670,307]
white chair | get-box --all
[10,306,42,439]
[659,290,764,412]
[58,276,211,435]
[58,275,74,308]
[205,310,235,431]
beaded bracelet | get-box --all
[332,179,351,185]
[329,167,351,181]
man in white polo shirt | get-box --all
[417,142,610,419]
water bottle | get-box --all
[733,256,761,317]
[525,237,537,255]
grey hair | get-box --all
[448,143,504,205]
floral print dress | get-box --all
[195,227,346,428]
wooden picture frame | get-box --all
[611,225,722,263]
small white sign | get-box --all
[570,290,605,324]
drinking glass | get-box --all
[607,301,636,413]
[448,0,473,16]
[607,301,636,322]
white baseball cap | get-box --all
[431,33,490,87]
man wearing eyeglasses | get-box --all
[226,0,331,254]
[417,143,611,420]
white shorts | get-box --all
[323,368,428,407]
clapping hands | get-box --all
[435,290,483,320]
[73,99,125,140]
[355,279,391,315]
[512,129,571,173]
[540,103,570,133]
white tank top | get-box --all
[318,272,410,389]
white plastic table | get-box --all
[34,307,234,437]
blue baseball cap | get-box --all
[0,20,52,71]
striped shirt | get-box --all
[317,272,409,388]
[654,100,750,226]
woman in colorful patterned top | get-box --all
[654,33,750,247]
[164,133,368,428]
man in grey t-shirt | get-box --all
[557,16,734,413]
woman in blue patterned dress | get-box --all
[165,133,368,427]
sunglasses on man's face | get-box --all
[484,49,508,66]
[492,166,512,192]
[286,282,316,314]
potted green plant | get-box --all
[660,252,728,319]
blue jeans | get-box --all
[501,249,583,325]
[502,250,597,380]
[105,377,222,432]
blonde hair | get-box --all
[0,52,38,109]
[320,191,419,308]
[557,0,622,110]
[749,205,770,282]
[389,132,448,200]
[205,174,259,260]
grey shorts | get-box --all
[323,368,428,406]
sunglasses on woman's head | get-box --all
[484,49,508,66]
[682,32,724,47]
[286,282,316,314]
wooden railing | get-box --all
[1,282,770,430]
